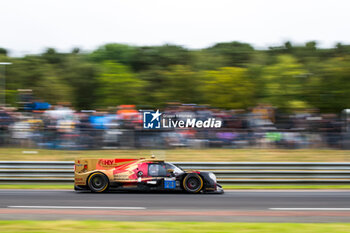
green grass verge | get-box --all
[0,221,350,233]
[1,183,350,190]
[1,148,350,162]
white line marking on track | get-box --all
[8,206,146,210]
[270,208,350,211]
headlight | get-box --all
[208,172,216,183]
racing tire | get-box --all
[88,172,109,193]
[183,173,204,193]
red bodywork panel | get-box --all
[112,160,150,180]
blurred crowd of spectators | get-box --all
[0,104,348,150]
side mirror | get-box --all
[167,169,174,174]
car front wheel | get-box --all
[183,173,203,193]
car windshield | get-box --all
[148,163,166,177]
[166,163,184,175]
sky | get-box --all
[0,0,349,56]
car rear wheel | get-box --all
[183,173,203,193]
[88,172,109,193]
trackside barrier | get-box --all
[1,161,350,184]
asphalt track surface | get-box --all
[1,189,350,222]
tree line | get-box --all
[1,41,350,112]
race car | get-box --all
[74,157,223,194]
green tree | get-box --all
[199,67,255,109]
[205,41,255,67]
[7,56,72,104]
[0,48,8,56]
[90,43,137,66]
[190,50,228,71]
[154,65,201,104]
[130,44,191,71]
[306,56,350,112]
[97,62,145,107]
[42,48,64,64]
[61,55,99,109]
[261,55,308,109]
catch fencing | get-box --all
[1,161,350,184]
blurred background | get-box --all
[1,42,350,150]
[0,0,350,152]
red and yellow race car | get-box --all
[74,157,223,194]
